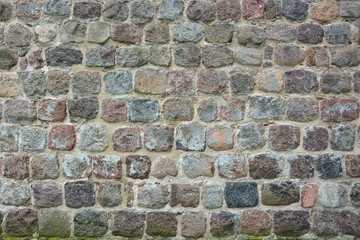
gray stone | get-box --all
[230,70,255,94]
[350,183,360,207]
[152,157,178,179]
[198,98,218,122]
[16,0,41,21]
[285,154,314,179]
[45,44,83,66]
[6,23,32,47]
[331,46,360,67]
[72,71,101,95]
[182,154,214,178]
[0,48,18,70]
[266,22,296,42]
[86,45,116,67]
[174,43,201,67]
[21,71,46,99]
[330,124,355,151]
[138,183,169,208]
[4,99,36,124]
[187,0,216,22]
[202,185,223,209]
[30,153,59,180]
[65,181,95,208]
[274,44,304,66]
[62,154,91,179]
[297,23,324,44]
[149,45,171,66]
[287,97,318,122]
[5,208,37,237]
[176,123,206,151]
[172,21,203,42]
[282,0,308,20]
[68,97,99,122]
[0,125,19,152]
[324,23,351,44]
[35,23,58,43]
[237,123,265,150]
[234,47,262,66]
[144,125,174,152]
[74,210,108,237]
[225,182,259,208]
[318,183,347,208]
[157,0,184,20]
[43,0,71,17]
[129,99,159,123]
[117,47,150,67]
[20,127,46,152]
[130,0,154,24]
[237,25,265,45]
[126,155,151,179]
[261,181,300,205]
[316,154,343,179]
[218,153,247,179]
[249,95,286,120]
[0,180,30,206]
[60,20,86,43]
[104,69,133,94]
[163,98,194,121]
[204,22,234,43]
[39,210,71,238]
[145,20,170,43]
[284,69,318,94]
[0,1,12,21]
[112,211,145,238]
[340,1,360,18]
[202,45,233,68]
[111,23,142,44]
[47,70,71,96]
[102,0,128,20]
[97,182,122,207]
[88,22,110,43]
[78,124,109,152]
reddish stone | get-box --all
[197,69,228,94]
[274,211,310,237]
[181,212,206,238]
[303,127,329,151]
[301,184,318,208]
[111,23,142,44]
[92,155,122,179]
[250,153,281,179]
[216,0,242,21]
[320,98,360,122]
[243,0,265,19]
[306,46,329,67]
[168,69,195,95]
[170,184,200,207]
[73,1,101,19]
[207,125,234,151]
[151,157,178,179]
[38,99,67,122]
[30,153,59,180]
[0,153,29,180]
[48,125,76,151]
[240,210,272,236]
[219,95,246,121]
[269,125,300,151]
[101,99,127,122]
[27,49,44,69]
[187,0,216,22]
[112,127,141,152]
[210,211,235,237]
[346,155,360,177]
[309,1,339,22]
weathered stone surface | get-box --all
[187,0,215,22]
[316,154,343,179]
[35,23,58,43]
[243,0,265,19]
[249,95,285,120]
[225,182,258,208]
[350,183,360,207]
[102,0,128,20]
[30,153,59,180]
[173,21,203,42]
[198,98,218,122]
[117,47,150,67]
[146,212,177,237]
[39,210,71,238]
[0,1,13,21]
[65,181,95,208]
[297,23,324,44]
[126,155,151,179]
[170,184,200,207]
[216,0,242,21]
[74,210,108,237]
[330,124,355,151]
[0,179,31,206]
[240,210,272,236]
[0,125,19,152]
[0,48,18,70]
[111,23,142,44]
[324,23,351,45]
[6,23,32,47]
[250,152,281,179]
[210,211,235,237]
[16,0,41,21]
[202,185,223,209]
[174,43,201,67]
[21,71,46,99]
[301,184,317,208]
[68,97,99,122]
[93,155,122,179]
[149,45,171,66]
[130,0,154,24]
[176,123,206,151]
[197,69,228,94]
[86,45,116,67]
[238,25,265,45]
[282,0,308,20]
[5,208,37,237]
[234,47,262,66]
[0,153,28,180]
[0,72,19,97]
[312,210,340,237]
[266,22,296,42]
[219,95,246,121]
[331,46,360,67]
[47,70,70,96]
[207,125,234,151]
[20,127,46,152]
[4,99,36,124]
[144,125,174,151]
[104,70,132,95]
[310,1,339,21]
[306,46,329,67]
[112,211,145,238]
[134,68,168,94]
[257,69,283,92]
[318,183,347,208]
[202,45,233,68]
[182,154,214,178]
[152,157,178,179]
[158,0,184,20]
[128,99,159,123]
[303,127,328,151]
[285,154,314,179]
[63,154,91,179]
[261,181,300,205]
[88,22,110,43]
[38,99,67,122]
[205,22,234,43]
[182,212,206,238]
[78,124,108,152]
[340,210,360,237]
[274,211,310,237]
[230,70,255,94]
[112,127,141,152]
[269,124,300,151]
[321,71,352,94]
[138,183,168,208]
[237,123,265,150]
[284,69,318,94]
[287,97,318,122]
[168,69,195,95]
[346,155,360,177]
[48,125,75,151]
[274,44,304,66]
[45,45,83,66]
[73,1,101,20]
[145,20,170,43]
[32,182,62,207]
[60,20,86,43]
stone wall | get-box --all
[0,0,360,238]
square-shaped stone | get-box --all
[63,154,91,179]
[144,125,174,152]
[225,182,258,208]
[65,181,95,208]
[176,123,206,151]
[38,99,67,122]
[39,210,71,238]
[129,99,159,123]
[101,99,127,122]
[126,155,151,179]
[0,125,19,152]
[112,127,141,152]
[74,210,108,237]
[112,211,145,238]
[30,153,59,180]
[78,124,109,152]
[32,182,62,207]
[0,153,29,180]
[92,155,122,179]
[20,127,47,152]
[104,70,133,95]
[48,125,76,151]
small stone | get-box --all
[102,0,128,20]
[144,125,174,152]
[340,1,360,18]
[310,1,339,21]
[93,155,122,179]
[331,46,360,67]
[149,45,171,67]
[197,68,228,94]
[238,25,265,45]
[134,68,168,94]
[0,180,31,206]
[43,0,71,17]
[306,46,330,67]
[128,99,159,123]
[68,97,99,122]
[45,44,83,66]
[60,20,86,43]
[312,210,340,237]
[20,127,46,152]
[330,124,355,151]
[170,184,200,207]
[74,210,108,237]
[27,48,44,69]
[230,70,255,94]
[88,22,110,43]
[210,211,235,237]
[340,210,360,237]
[174,43,201,67]
[146,212,177,237]
[249,95,285,120]
[168,69,195,95]
[172,21,203,43]
[112,211,145,238]
[5,208,37,237]
[187,0,216,22]
[47,70,71,96]
[303,127,328,151]
[21,71,46,99]
[38,99,67,122]
[0,72,19,97]
[0,125,19,152]
[321,71,352,94]
[4,99,36,124]
[285,154,314,179]
[250,152,281,179]
[240,210,272,236]
[205,22,234,43]
[234,47,262,66]
[104,69,132,95]
[78,124,108,152]
[202,45,233,68]
[318,183,347,208]
[182,154,214,178]
[350,183,360,207]
[111,23,142,44]
[346,155,360,177]
[39,210,71,238]
[145,20,169,43]
[138,183,169,209]
[73,0,101,20]
[243,0,265,19]
[63,154,91,179]
[287,97,318,122]
[320,98,360,122]
[101,99,127,122]
[225,182,258,208]
[0,1,12,21]
[202,185,223,209]
[117,46,150,67]
[0,153,28,180]
[157,0,184,20]
[207,125,234,151]
[257,69,283,92]
[32,182,62,207]
[282,0,308,20]
[0,48,18,70]
[216,0,242,21]
[35,23,58,43]
[219,95,246,122]
[316,154,343,179]
[48,125,75,151]
[262,181,300,205]
[237,123,265,150]
[98,182,122,207]
[297,23,324,44]
[269,124,300,151]
[130,0,154,24]
[284,69,318,93]
[72,71,100,96]
[152,157,178,179]
[126,155,151,179]
[301,184,318,208]
[30,153,59,180]
[181,212,206,238]
[176,123,206,151]
[65,181,95,208]
[274,211,310,237]
[197,98,218,122]
[6,23,32,47]
[274,44,304,66]
[266,22,296,42]
[112,127,141,152]
[86,45,116,67]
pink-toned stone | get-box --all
[0,153,29,180]
[38,99,67,122]
[168,69,195,95]
[219,95,246,121]
[48,125,76,151]
[27,48,44,69]
[301,184,318,208]
[101,99,127,122]
[243,0,265,19]
[207,125,234,151]
[320,98,360,122]
[92,155,122,179]
[240,210,272,236]
[346,155,360,177]
[112,127,141,152]
[309,1,339,22]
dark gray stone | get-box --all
[129,99,159,123]
[45,44,83,66]
[130,0,154,24]
[261,181,300,205]
[157,0,184,20]
[74,210,108,237]
[64,181,95,208]
[330,124,355,151]
[324,23,351,44]
[72,71,101,95]
[316,154,343,179]
[282,0,308,20]
[225,182,258,208]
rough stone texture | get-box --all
[176,123,206,151]
[330,124,355,151]
[205,22,234,43]
[269,125,300,151]
[237,123,265,150]
[146,212,177,237]
[5,208,37,237]
[312,210,340,237]
[135,68,168,94]
[104,70,132,95]
[152,157,178,179]
[112,127,141,152]
[30,153,59,180]
[111,23,142,44]
[285,154,314,179]
[249,95,285,120]
[4,99,36,124]
[346,155,360,177]
[218,153,247,179]
[182,154,214,178]
[316,154,343,179]
[62,154,91,179]
[78,124,108,152]
[126,155,151,179]
[32,182,62,207]
[112,211,145,238]
[250,152,281,179]
[274,44,304,66]
[287,97,318,122]
[39,210,71,238]
[210,211,235,237]
[225,182,258,208]
[182,212,206,238]
[320,98,360,122]
[138,183,169,208]
[74,210,108,237]
[170,184,200,207]
[93,155,122,179]
[129,99,159,123]
[261,181,300,205]
[144,125,174,152]
[240,210,272,236]
[284,69,318,94]
[310,1,339,21]
[303,127,328,151]
[45,44,83,67]
[274,211,310,237]
[318,183,347,208]
[64,181,95,208]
